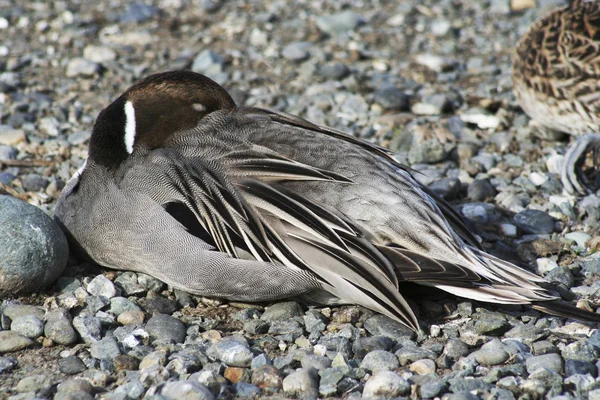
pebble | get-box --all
[282,368,319,399]
[472,348,510,366]
[83,45,117,63]
[318,62,350,80]
[16,374,53,396]
[90,337,121,360]
[44,308,78,345]
[58,355,87,374]
[468,179,497,201]
[10,315,44,338]
[251,364,283,390]
[87,275,118,298]
[207,339,253,367]
[363,314,415,340]
[363,370,410,398]
[316,11,363,35]
[260,301,303,322]
[373,85,409,110]
[0,129,26,145]
[360,349,399,372]
[0,330,35,353]
[409,358,437,374]
[66,58,99,77]
[146,313,186,344]
[56,379,94,394]
[562,340,599,362]
[72,315,103,343]
[282,42,311,62]
[161,381,215,400]
[525,353,564,374]
[514,209,555,234]
[0,196,68,296]
[564,232,592,249]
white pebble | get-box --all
[536,258,558,275]
[528,172,548,187]
[564,232,592,249]
[499,223,517,237]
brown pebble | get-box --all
[251,365,283,390]
[117,310,145,325]
[113,354,140,371]
[224,366,247,383]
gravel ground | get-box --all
[2,0,600,399]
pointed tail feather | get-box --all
[532,300,600,323]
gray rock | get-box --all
[514,209,554,234]
[352,336,393,359]
[363,370,410,398]
[146,314,186,344]
[443,339,470,361]
[87,275,118,298]
[360,350,399,372]
[504,325,548,343]
[243,319,269,334]
[282,42,311,61]
[412,94,452,115]
[282,368,319,400]
[0,195,68,295]
[395,345,437,366]
[15,374,53,396]
[121,3,158,23]
[301,354,332,371]
[83,46,116,64]
[109,297,141,316]
[233,382,261,398]
[429,178,462,200]
[260,301,303,322]
[10,315,44,338]
[545,266,575,288]
[468,179,497,201]
[363,314,415,340]
[420,379,445,398]
[474,311,511,336]
[0,145,17,159]
[316,11,363,35]
[161,381,215,400]
[114,272,145,295]
[207,339,253,367]
[565,359,597,377]
[3,304,45,321]
[373,85,409,110]
[472,348,510,366]
[38,116,60,137]
[251,353,271,370]
[319,367,347,397]
[525,353,564,374]
[66,58,100,78]
[45,308,78,345]
[58,355,86,375]
[448,378,492,393]
[56,379,94,394]
[303,310,327,336]
[0,330,35,353]
[73,315,103,344]
[562,340,599,362]
[90,337,121,360]
[0,356,18,373]
[318,63,350,80]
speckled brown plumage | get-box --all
[513,0,600,134]
[512,0,600,194]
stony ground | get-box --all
[2,0,600,399]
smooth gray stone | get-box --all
[0,195,68,295]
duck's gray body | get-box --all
[55,71,599,330]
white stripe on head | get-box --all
[124,101,136,154]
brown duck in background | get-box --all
[512,0,600,195]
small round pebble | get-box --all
[514,209,555,234]
[10,314,44,338]
[363,370,411,398]
[472,348,510,366]
[360,350,399,372]
[409,359,437,375]
[282,368,319,399]
[161,381,215,400]
[59,355,87,375]
[0,195,68,295]
[45,308,78,345]
[146,313,186,344]
[208,339,254,367]
[86,275,118,298]
[0,331,35,353]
